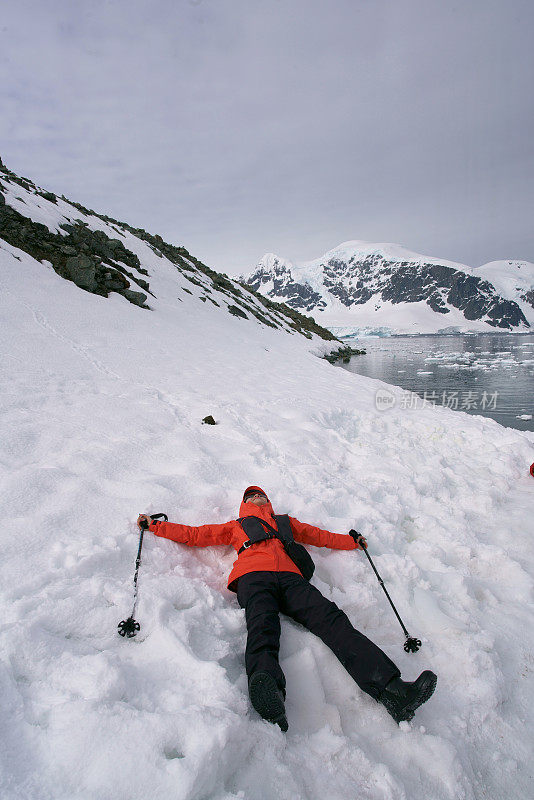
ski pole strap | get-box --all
[148,512,168,525]
[139,512,168,532]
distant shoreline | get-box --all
[340,329,534,340]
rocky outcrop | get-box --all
[0,157,338,340]
[0,199,149,307]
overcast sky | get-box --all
[1,0,533,276]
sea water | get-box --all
[339,332,534,432]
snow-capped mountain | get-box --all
[241,242,534,336]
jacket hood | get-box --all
[239,486,275,519]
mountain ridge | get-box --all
[241,242,534,336]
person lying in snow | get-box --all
[138,486,437,731]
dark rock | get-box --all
[0,192,5,207]
[61,245,78,256]
[63,255,98,291]
[521,289,534,310]
[121,289,147,306]
[324,346,366,364]
[101,268,128,290]
[202,415,217,425]
[38,191,57,203]
[227,304,248,319]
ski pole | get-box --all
[118,512,168,638]
[349,530,422,653]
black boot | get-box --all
[248,672,288,732]
[379,670,437,723]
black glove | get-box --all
[349,529,367,548]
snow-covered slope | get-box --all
[1,169,534,800]
[242,243,533,336]
[475,260,534,328]
[0,157,335,344]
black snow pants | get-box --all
[236,571,400,699]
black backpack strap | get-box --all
[236,514,315,582]
[275,514,316,582]
[237,516,276,554]
[272,514,293,543]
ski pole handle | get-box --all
[349,529,367,548]
[138,512,168,530]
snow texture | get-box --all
[1,199,534,800]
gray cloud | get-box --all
[1,0,533,275]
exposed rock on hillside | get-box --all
[0,157,337,341]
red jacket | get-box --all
[150,488,357,591]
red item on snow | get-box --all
[530,463,534,478]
